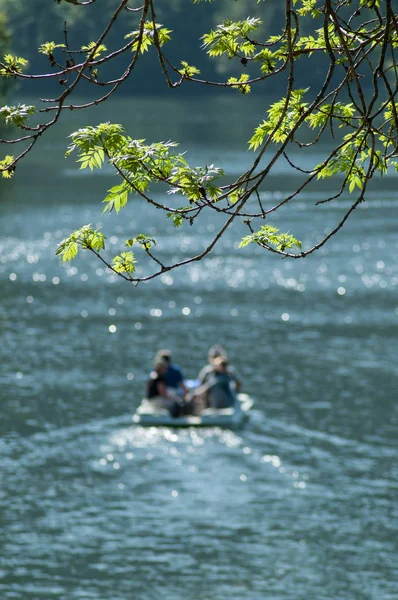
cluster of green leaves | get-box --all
[126,234,156,250]
[109,139,182,203]
[56,225,106,262]
[0,153,14,177]
[81,41,107,59]
[125,22,172,54]
[239,225,302,252]
[202,17,260,59]
[1,0,397,275]
[178,60,200,77]
[227,73,251,94]
[0,53,27,76]
[111,252,136,274]
[315,132,387,192]
[168,162,224,201]
[359,0,381,8]
[254,49,280,75]
[0,103,35,126]
[295,24,347,61]
[56,225,161,275]
[38,42,65,56]
[295,0,323,18]
[306,102,356,130]
[66,122,126,165]
[66,122,225,212]
[57,120,231,270]
[383,101,398,129]
[249,88,309,149]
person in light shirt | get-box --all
[197,344,241,392]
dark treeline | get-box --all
[0,8,10,100]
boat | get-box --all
[132,391,254,428]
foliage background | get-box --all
[0,0,330,96]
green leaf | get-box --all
[38,42,66,56]
[239,225,302,252]
[0,104,36,127]
[178,61,201,77]
[0,155,15,178]
[81,42,107,59]
[228,73,251,94]
[125,22,172,53]
[112,252,136,274]
[0,54,28,77]
[125,234,156,249]
[202,18,262,59]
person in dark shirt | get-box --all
[154,349,188,397]
[146,358,184,418]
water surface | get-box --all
[1,96,397,599]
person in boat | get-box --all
[153,349,188,398]
[198,344,241,392]
[146,358,185,418]
[192,355,238,410]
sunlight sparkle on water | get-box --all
[161,274,174,286]
[164,430,179,443]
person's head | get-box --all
[213,355,228,372]
[153,358,168,374]
[208,344,227,363]
[154,349,172,365]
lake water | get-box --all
[1,96,397,599]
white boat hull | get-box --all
[132,393,253,428]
